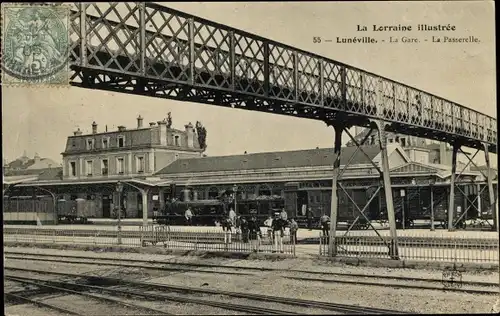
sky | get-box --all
[2,1,496,166]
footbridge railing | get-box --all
[67,2,496,153]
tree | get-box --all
[196,121,207,150]
[166,112,172,128]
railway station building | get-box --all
[3,118,497,227]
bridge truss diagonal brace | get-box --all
[483,144,498,231]
[448,146,485,228]
[453,184,488,228]
[372,120,399,259]
[340,128,386,242]
[327,123,395,258]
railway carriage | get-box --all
[3,195,55,224]
[56,198,97,224]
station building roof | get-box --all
[4,167,62,180]
[3,167,63,186]
[156,146,382,175]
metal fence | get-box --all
[3,226,296,255]
[319,233,499,264]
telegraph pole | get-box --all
[116,181,123,245]
[233,184,238,215]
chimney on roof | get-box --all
[117,125,126,132]
[34,153,40,163]
[106,125,108,132]
[137,115,143,129]
[149,122,156,127]
[439,142,447,164]
[157,121,167,145]
[185,122,194,148]
[73,128,82,136]
[92,121,97,134]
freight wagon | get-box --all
[56,198,97,224]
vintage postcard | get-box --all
[2,1,498,315]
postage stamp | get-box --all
[1,3,70,86]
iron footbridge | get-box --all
[68,3,496,154]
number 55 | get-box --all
[313,37,321,43]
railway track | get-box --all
[4,266,406,314]
[5,252,256,276]
[5,275,287,315]
[5,251,499,295]
[6,276,171,315]
[5,291,81,315]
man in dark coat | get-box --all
[320,214,330,238]
[272,213,285,253]
[221,213,233,244]
[247,215,262,252]
[307,207,314,230]
[240,217,249,243]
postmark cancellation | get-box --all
[1,3,70,87]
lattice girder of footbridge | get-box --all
[67,3,498,258]
[69,2,496,153]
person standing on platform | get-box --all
[229,208,236,231]
[185,207,193,226]
[234,215,241,240]
[240,217,249,243]
[153,206,159,224]
[221,214,233,244]
[289,218,299,245]
[307,207,314,231]
[320,214,330,238]
[280,208,288,221]
[272,213,285,253]
[247,215,262,252]
[264,215,273,242]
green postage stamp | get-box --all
[1,3,70,86]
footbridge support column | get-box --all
[328,124,344,257]
[141,189,150,227]
[122,181,151,227]
[374,120,399,259]
[484,144,497,232]
[448,143,460,231]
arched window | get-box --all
[258,184,272,196]
[207,187,219,199]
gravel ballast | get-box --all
[4,245,499,314]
